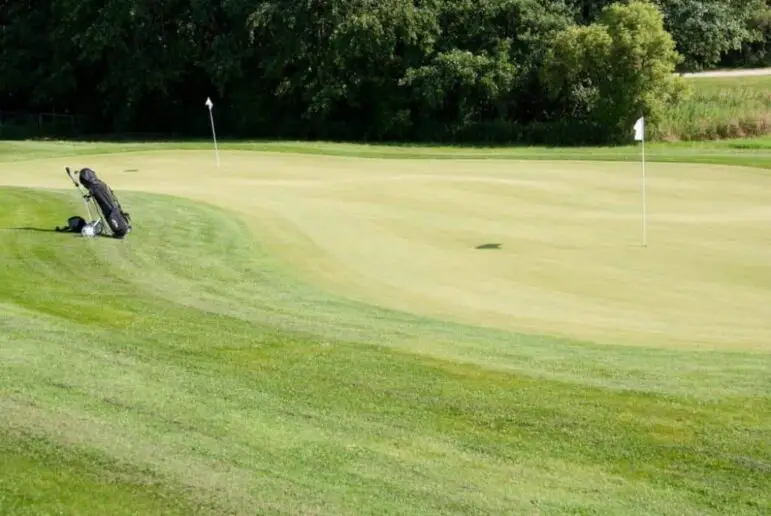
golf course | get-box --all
[1,136,769,515]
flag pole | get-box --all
[642,123,647,248]
[205,97,220,168]
[633,116,647,247]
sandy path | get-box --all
[680,67,771,78]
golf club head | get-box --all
[65,167,81,188]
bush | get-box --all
[542,1,688,143]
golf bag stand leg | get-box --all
[65,167,105,236]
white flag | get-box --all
[633,116,645,141]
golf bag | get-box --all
[63,167,132,238]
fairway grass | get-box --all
[1,142,770,514]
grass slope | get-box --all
[0,430,197,516]
[1,184,770,515]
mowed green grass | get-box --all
[6,131,771,169]
[1,141,770,515]
[4,149,768,352]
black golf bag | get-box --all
[75,168,132,238]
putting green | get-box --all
[2,150,767,351]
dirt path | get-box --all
[680,67,771,78]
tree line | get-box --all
[1,0,769,145]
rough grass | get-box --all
[659,75,771,141]
[1,141,770,514]
[6,135,771,170]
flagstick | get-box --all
[205,97,220,168]
[209,109,220,168]
[633,116,647,248]
[642,134,647,247]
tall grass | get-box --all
[659,75,771,141]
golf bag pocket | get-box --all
[107,208,131,238]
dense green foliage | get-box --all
[543,1,687,142]
[569,0,768,72]
[1,0,769,144]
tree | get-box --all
[542,0,688,142]
[565,0,769,71]
[656,0,768,71]
[399,0,575,139]
[720,5,771,68]
[245,0,443,139]
[8,0,762,143]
